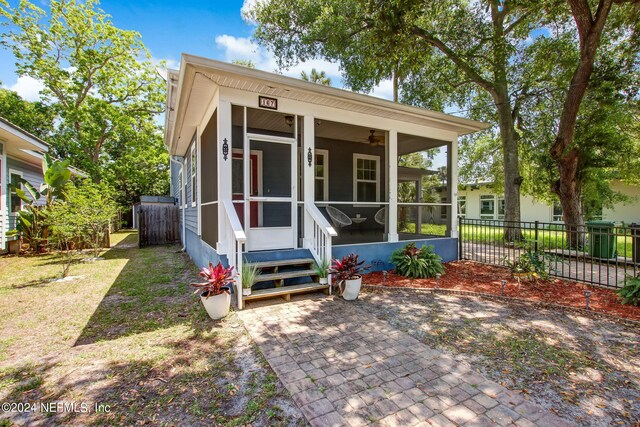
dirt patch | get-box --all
[353,287,639,426]
[363,260,640,321]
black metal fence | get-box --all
[459,218,639,289]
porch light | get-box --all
[307,148,313,167]
[222,138,229,161]
[285,115,294,127]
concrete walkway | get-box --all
[239,294,573,427]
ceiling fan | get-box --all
[366,130,383,146]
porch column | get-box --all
[416,178,423,234]
[303,115,315,249]
[217,99,232,252]
[448,137,458,238]
[388,130,399,242]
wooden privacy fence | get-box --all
[138,204,180,247]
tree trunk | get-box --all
[555,149,584,247]
[496,93,522,242]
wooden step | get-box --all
[248,258,315,269]
[254,269,317,283]
[243,283,329,302]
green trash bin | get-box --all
[586,220,616,259]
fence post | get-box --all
[458,217,463,260]
[534,220,539,253]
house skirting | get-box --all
[184,228,222,269]
[332,237,458,272]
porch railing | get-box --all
[222,199,247,309]
[304,201,337,267]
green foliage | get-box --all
[231,59,256,68]
[313,258,330,278]
[241,264,260,289]
[300,68,331,86]
[190,262,235,297]
[7,154,72,252]
[617,275,640,306]
[390,243,444,279]
[0,88,55,139]
[504,249,550,279]
[48,180,118,260]
[1,0,166,190]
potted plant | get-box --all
[190,262,235,320]
[241,263,259,296]
[504,254,534,281]
[313,258,330,285]
[330,254,369,300]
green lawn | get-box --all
[0,232,303,427]
[400,221,634,258]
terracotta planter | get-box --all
[342,276,362,300]
[200,290,230,320]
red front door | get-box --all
[232,151,260,228]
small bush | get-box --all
[617,275,640,306]
[390,243,444,278]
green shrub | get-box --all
[617,275,640,306]
[390,242,445,278]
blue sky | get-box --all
[0,0,394,101]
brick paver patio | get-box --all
[239,294,574,427]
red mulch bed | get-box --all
[362,260,640,321]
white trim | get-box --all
[197,127,202,236]
[449,138,459,238]
[353,153,381,205]
[246,132,296,145]
[0,143,6,248]
[201,200,218,207]
[314,149,329,202]
[8,168,23,215]
[190,141,197,208]
[480,194,496,220]
[388,130,399,242]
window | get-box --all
[353,154,379,203]
[458,196,466,218]
[190,143,197,207]
[480,195,495,220]
[177,170,183,206]
[497,196,505,220]
[552,201,563,222]
[9,170,23,214]
[315,149,328,202]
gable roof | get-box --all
[165,54,489,155]
[0,116,49,168]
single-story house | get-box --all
[164,55,487,307]
[458,181,640,224]
[0,116,49,252]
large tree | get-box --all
[247,0,550,239]
[0,88,55,139]
[0,0,165,180]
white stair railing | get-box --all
[222,200,246,310]
[304,201,337,268]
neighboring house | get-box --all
[457,181,640,224]
[0,116,49,250]
[164,55,487,307]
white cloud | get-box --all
[369,79,394,101]
[241,0,260,22]
[151,56,180,71]
[3,75,45,102]
[214,34,343,86]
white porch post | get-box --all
[388,130,399,242]
[217,99,232,252]
[448,137,459,238]
[303,115,315,250]
[416,178,423,234]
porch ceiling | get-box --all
[0,117,49,168]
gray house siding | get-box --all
[5,156,44,237]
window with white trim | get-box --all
[552,201,563,222]
[458,196,466,218]
[480,195,495,220]
[177,170,183,206]
[315,149,328,202]
[497,196,505,220]
[190,143,197,207]
[9,170,23,214]
[353,154,379,203]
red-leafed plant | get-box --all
[190,262,235,298]
[330,254,369,295]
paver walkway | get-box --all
[239,294,574,427]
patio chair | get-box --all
[374,207,386,226]
[326,206,352,229]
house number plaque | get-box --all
[258,96,278,110]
